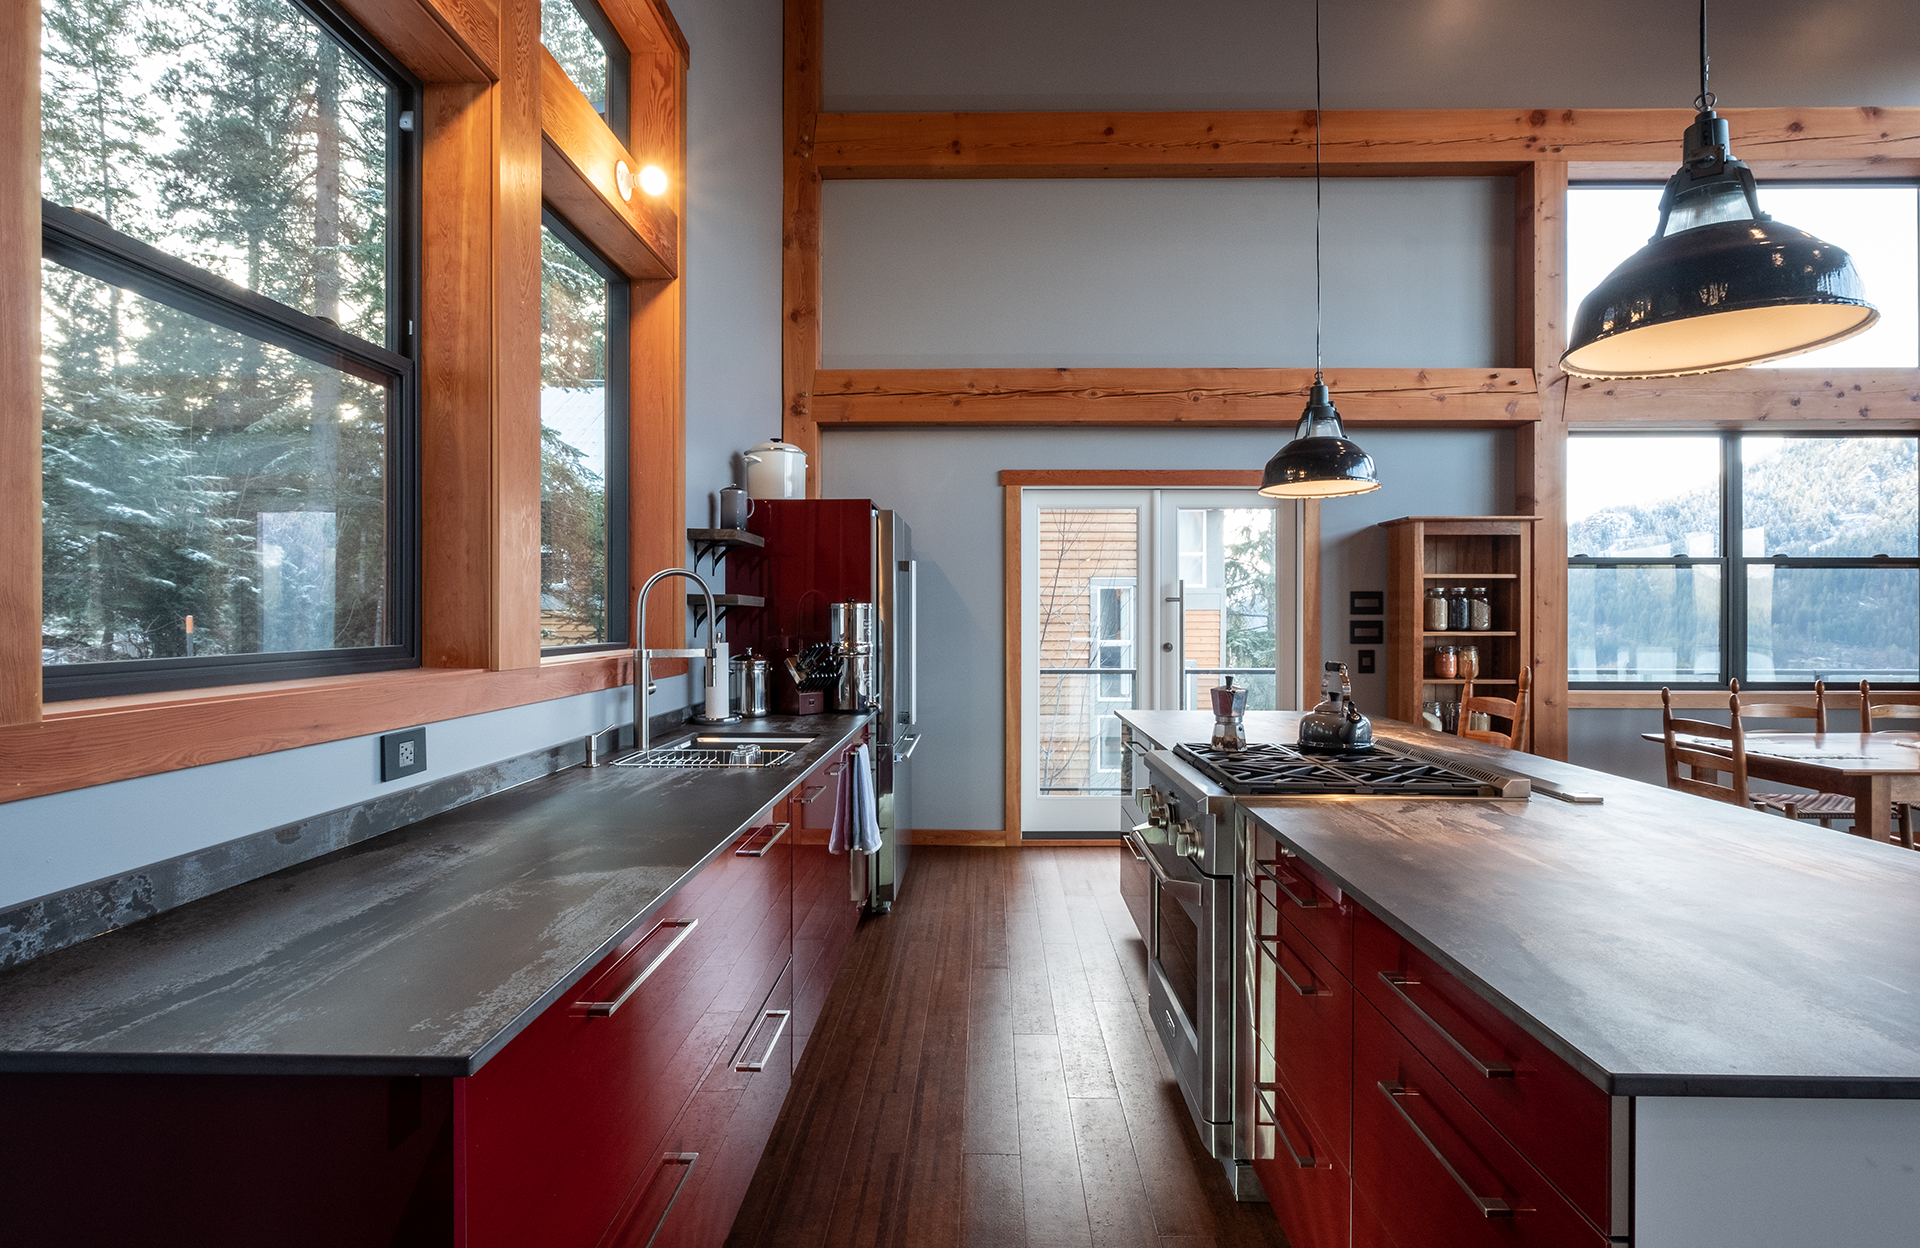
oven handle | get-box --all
[1125,828,1202,908]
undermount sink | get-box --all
[611,735,811,769]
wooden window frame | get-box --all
[780,0,1920,757]
[0,0,689,804]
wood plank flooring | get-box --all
[726,847,1286,1248]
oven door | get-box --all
[1145,854,1236,1151]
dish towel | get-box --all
[828,744,884,855]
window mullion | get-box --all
[1724,433,1744,688]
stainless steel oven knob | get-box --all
[1174,821,1198,859]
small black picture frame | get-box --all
[1349,620,1384,645]
[1349,591,1384,616]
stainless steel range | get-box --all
[1119,726,1529,1201]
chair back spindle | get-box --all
[1456,666,1533,751]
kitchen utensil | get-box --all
[1209,676,1248,749]
[1297,661,1374,753]
[719,485,755,529]
[744,437,808,499]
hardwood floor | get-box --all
[726,847,1286,1248]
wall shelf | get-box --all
[688,528,766,574]
[688,593,765,629]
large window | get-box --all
[540,213,629,651]
[1569,435,1920,688]
[39,0,418,699]
[541,0,629,145]
[1568,184,1920,369]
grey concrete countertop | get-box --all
[0,715,871,1078]
[1120,709,1920,1099]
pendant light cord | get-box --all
[1313,0,1323,386]
[1694,0,1714,111]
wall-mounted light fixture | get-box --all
[638,165,668,196]
[615,160,634,201]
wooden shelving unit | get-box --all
[1380,516,1538,747]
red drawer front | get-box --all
[1252,1078,1349,1248]
[1250,822,1354,975]
[1354,908,1611,1231]
[460,831,790,1248]
[1271,919,1353,1164]
[1353,996,1605,1248]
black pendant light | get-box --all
[1260,0,1379,499]
[1561,0,1878,378]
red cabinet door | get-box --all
[790,740,864,1069]
[1248,820,1354,975]
[458,830,775,1248]
[1272,919,1353,1165]
[1250,1077,1349,1248]
[1352,996,1605,1248]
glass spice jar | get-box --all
[1424,586,1449,631]
[1468,585,1493,631]
[1446,586,1472,631]
[1458,644,1481,681]
[1422,700,1443,730]
[1433,645,1459,679]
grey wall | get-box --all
[824,0,1920,112]
[823,426,1510,830]
[820,179,1514,368]
[1,0,788,909]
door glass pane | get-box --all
[1748,567,1920,682]
[540,225,611,646]
[41,262,391,664]
[1742,437,1919,557]
[41,0,394,342]
[1568,564,1722,682]
[1567,437,1723,557]
[1180,508,1278,710]
[1037,508,1137,797]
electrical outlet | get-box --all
[381,726,427,782]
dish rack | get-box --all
[613,745,799,769]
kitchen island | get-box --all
[0,714,873,1247]
[1120,709,1920,1248]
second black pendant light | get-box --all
[1258,0,1379,499]
[1561,0,1878,378]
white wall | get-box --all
[824,0,1920,112]
[2,0,789,907]
[823,426,1509,831]
[821,179,1513,369]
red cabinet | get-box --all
[1247,818,1354,978]
[790,736,865,1067]
[1251,1076,1350,1248]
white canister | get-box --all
[743,437,808,499]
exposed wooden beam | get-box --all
[812,368,1540,428]
[0,0,39,725]
[493,0,543,671]
[814,108,1920,179]
[538,47,678,279]
[782,0,824,497]
[1565,369,1920,428]
[1515,162,1568,760]
[336,0,498,83]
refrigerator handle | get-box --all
[905,558,918,726]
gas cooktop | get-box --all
[1173,740,1515,798]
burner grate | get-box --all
[1173,741,1495,797]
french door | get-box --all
[1019,488,1302,835]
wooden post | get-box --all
[1515,161,1569,759]
[0,0,40,724]
[782,0,823,498]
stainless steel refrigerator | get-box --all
[738,501,918,912]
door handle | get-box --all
[735,822,790,857]
[894,733,921,762]
[1256,1082,1316,1169]
[1124,826,1148,861]
[1261,934,1319,996]
[630,1152,699,1248]
[1166,578,1187,709]
[732,1009,792,1072]
[1126,829,1202,908]
[1255,858,1318,910]
[578,920,697,1017]
[1378,1082,1513,1217]
[1377,973,1513,1077]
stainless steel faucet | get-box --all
[633,568,720,754]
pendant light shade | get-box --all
[1259,383,1380,498]
[1561,9,1876,379]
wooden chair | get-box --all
[1867,685,1920,848]
[1457,666,1531,751]
[1661,686,1751,808]
[1740,679,1853,827]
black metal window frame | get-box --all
[1569,430,1920,692]
[549,0,631,147]
[40,0,423,702]
[538,207,631,656]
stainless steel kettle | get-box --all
[1297,661,1374,753]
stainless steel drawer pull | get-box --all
[894,733,922,762]
[1377,973,1514,1077]
[796,784,829,805]
[827,760,848,776]
[580,920,698,1017]
[1260,935,1319,996]
[635,1152,699,1248]
[735,822,791,857]
[1256,1082,1315,1169]
[1255,859,1317,909]
[1377,1082,1513,1217]
[733,1009,792,1072]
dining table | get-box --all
[1641,729,1920,844]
